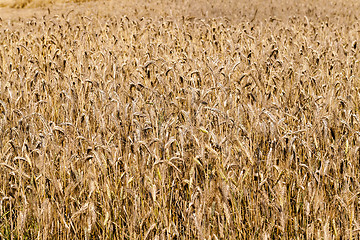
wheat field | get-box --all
[1,0,360,239]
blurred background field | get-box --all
[1,0,360,24]
[0,0,93,8]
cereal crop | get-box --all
[1,0,360,238]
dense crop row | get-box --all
[1,1,360,238]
